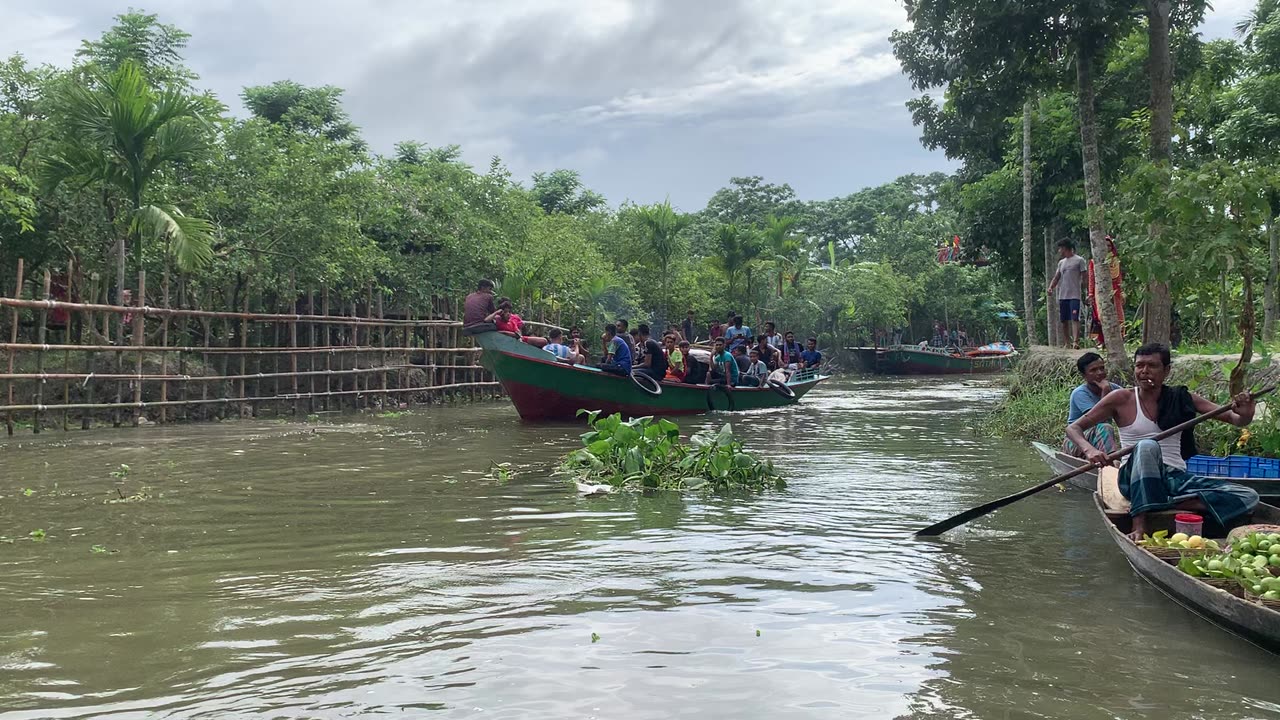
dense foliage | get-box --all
[558,411,783,492]
[0,10,1018,354]
[893,0,1280,369]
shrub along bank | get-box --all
[980,349,1280,458]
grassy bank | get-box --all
[981,349,1280,457]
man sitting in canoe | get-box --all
[634,325,668,383]
[462,279,497,335]
[1066,343,1259,540]
[1062,351,1121,458]
[710,337,739,386]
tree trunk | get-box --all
[1230,270,1255,397]
[1045,228,1058,346]
[1143,0,1174,346]
[1077,54,1128,373]
[1265,217,1278,342]
[1022,99,1039,346]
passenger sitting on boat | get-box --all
[665,335,686,381]
[764,321,783,349]
[1062,351,1121,458]
[488,298,548,348]
[709,318,724,340]
[710,337,739,386]
[616,318,629,336]
[629,328,644,363]
[780,332,804,370]
[597,325,632,375]
[543,328,582,364]
[754,334,780,370]
[634,325,668,383]
[1066,343,1259,540]
[801,338,822,369]
[462,279,497,335]
[731,345,751,376]
[724,315,752,352]
[742,349,769,386]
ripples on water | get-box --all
[1,377,1278,719]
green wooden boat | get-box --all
[867,344,1016,375]
[471,331,827,421]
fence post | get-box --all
[132,270,145,427]
[159,269,170,424]
[6,258,24,435]
[32,270,51,433]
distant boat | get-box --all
[471,331,828,422]
[858,343,1017,375]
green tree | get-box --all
[761,213,800,298]
[712,223,761,305]
[242,80,365,151]
[75,10,196,87]
[632,199,691,323]
[529,169,605,215]
[43,60,216,298]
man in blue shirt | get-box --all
[597,324,632,375]
[710,337,739,386]
[1063,351,1121,457]
[800,337,822,369]
[724,315,752,352]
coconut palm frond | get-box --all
[132,204,215,271]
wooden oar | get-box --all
[914,385,1277,537]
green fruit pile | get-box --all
[1177,531,1280,601]
[1139,530,1219,551]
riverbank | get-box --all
[980,347,1280,455]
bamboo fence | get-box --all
[0,261,502,434]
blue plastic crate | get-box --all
[1228,455,1253,479]
[1187,454,1279,478]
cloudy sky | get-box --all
[0,0,1258,210]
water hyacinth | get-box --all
[558,410,784,492]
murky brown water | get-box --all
[1,377,1278,719]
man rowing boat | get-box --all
[1066,342,1259,540]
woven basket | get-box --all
[1243,591,1280,610]
[1143,546,1207,562]
[1198,577,1244,597]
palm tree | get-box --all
[581,276,621,329]
[713,224,761,306]
[633,200,691,324]
[43,60,215,304]
[761,214,799,298]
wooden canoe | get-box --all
[861,344,1016,375]
[471,331,827,421]
[1096,493,1280,653]
[1032,441,1280,501]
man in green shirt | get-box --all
[711,337,738,386]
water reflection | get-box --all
[0,377,1277,719]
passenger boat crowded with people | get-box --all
[472,330,827,421]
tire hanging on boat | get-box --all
[630,371,663,396]
[767,377,796,399]
[706,383,735,411]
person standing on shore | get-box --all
[1048,239,1088,349]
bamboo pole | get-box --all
[0,381,502,413]
[0,342,481,355]
[0,296,460,326]
[0,363,467,382]
[82,270,96,429]
[239,289,248,418]
[290,273,299,416]
[322,286,330,412]
[307,288,316,415]
[378,293,387,405]
[132,271,145,426]
[159,269,170,423]
[32,271,51,433]
[61,260,73,430]
[6,258,23,435]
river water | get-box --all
[1,377,1277,719]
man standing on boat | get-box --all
[1048,239,1088,350]
[1065,343,1259,539]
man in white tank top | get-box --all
[1065,343,1259,539]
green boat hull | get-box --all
[470,331,826,421]
[868,345,1016,375]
